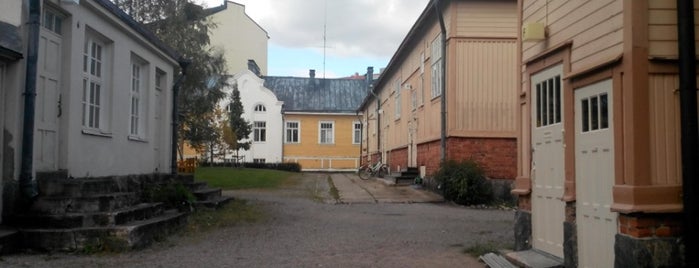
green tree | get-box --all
[114,0,229,160]
[228,83,251,160]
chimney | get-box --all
[366,66,374,90]
[247,59,261,76]
[309,69,316,79]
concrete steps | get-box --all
[387,167,420,186]
[9,203,165,229]
[0,227,20,254]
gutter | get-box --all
[676,1,699,266]
[433,0,447,163]
[171,59,191,175]
[18,0,41,200]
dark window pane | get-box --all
[591,96,599,130]
[548,78,554,125]
[536,84,542,127]
[542,82,548,126]
[555,76,561,123]
[600,93,609,129]
[582,99,589,132]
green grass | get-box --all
[194,167,295,190]
[463,241,513,257]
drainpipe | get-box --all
[433,0,447,163]
[171,59,190,175]
[18,0,41,200]
[677,1,699,266]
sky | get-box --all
[196,0,431,78]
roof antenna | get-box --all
[323,0,327,80]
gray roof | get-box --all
[264,76,368,113]
[0,21,23,61]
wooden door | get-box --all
[35,27,62,171]
[530,64,565,258]
[575,79,617,268]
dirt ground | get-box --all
[0,172,514,268]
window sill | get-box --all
[430,95,442,102]
[284,142,301,145]
[318,143,335,146]
[127,135,148,143]
[82,129,113,138]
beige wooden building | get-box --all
[511,0,697,267]
[358,0,518,182]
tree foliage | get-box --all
[114,0,229,160]
[228,83,252,157]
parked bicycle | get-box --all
[357,161,388,180]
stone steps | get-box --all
[19,209,187,251]
[30,192,141,214]
[0,227,20,254]
[387,167,420,186]
[9,203,165,229]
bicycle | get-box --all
[357,161,388,180]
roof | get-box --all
[92,0,183,63]
[263,76,368,113]
[0,21,23,61]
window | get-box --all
[285,121,300,143]
[253,158,266,164]
[130,55,148,138]
[155,69,165,92]
[535,75,562,127]
[226,103,233,113]
[42,8,63,35]
[431,34,443,98]
[394,80,401,120]
[319,121,334,144]
[581,93,609,133]
[82,36,105,129]
[254,104,266,112]
[411,90,417,111]
[253,121,266,142]
[352,121,362,144]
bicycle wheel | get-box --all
[377,165,388,178]
[358,166,371,180]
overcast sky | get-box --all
[197,0,430,78]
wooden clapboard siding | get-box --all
[449,39,517,137]
[647,0,699,57]
[283,114,360,170]
[455,0,518,38]
[522,0,623,71]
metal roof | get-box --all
[264,76,368,113]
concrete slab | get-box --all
[330,173,443,204]
[505,249,564,268]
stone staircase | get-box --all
[3,172,230,252]
[387,167,420,186]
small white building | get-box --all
[222,69,283,163]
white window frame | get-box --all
[352,121,361,144]
[318,121,334,144]
[82,35,106,131]
[253,121,266,143]
[431,34,443,99]
[254,104,266,112]
[285,120,300,144]
[129,55,148,139]
[42,7,63,35]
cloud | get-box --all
[234,0,430,59]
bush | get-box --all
[143,183,196,211]
[434,159,493,206]
[199,161,302,172]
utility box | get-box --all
[522,22,546,41]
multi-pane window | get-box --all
[155,69,165,92]
[285,121,299,143]
[535,75,562,127]
[581,93,609,132]
[319,121,334,144]
[394,80,401,120]
[82,37,104,129]
[431,34,443,98]
[130,61,142,136]
[352,121,361,144]
[254,104,266,112]
[253,121,266,142]
[42,8,62,35]
[253,158,266,164]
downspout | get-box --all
[433,0,447,163]
[19,0,41,199]
[676,1,699,266]
[171,59,190,175]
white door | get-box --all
[408,116,417,167]
[575,79,617,268]
[530,64,565,258]
[35,27,62,171]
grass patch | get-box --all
[185,199,265,235]
[463,241,513,257]
[194,167,295,190]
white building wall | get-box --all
[59,1,177,177]
[223,70,282,163]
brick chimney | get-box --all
[309,69,316,79]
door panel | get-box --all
[575,79,616,268]
[530,64,565,258]
[35,30,61,171]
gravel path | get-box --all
[1,173,514,268]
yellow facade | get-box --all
[283,113,361,171]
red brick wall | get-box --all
[387,147,408,172]
[417,140,442,176]
[445,137,517,180]
[618,214,683,238]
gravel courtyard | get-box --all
[1,173,514,268]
